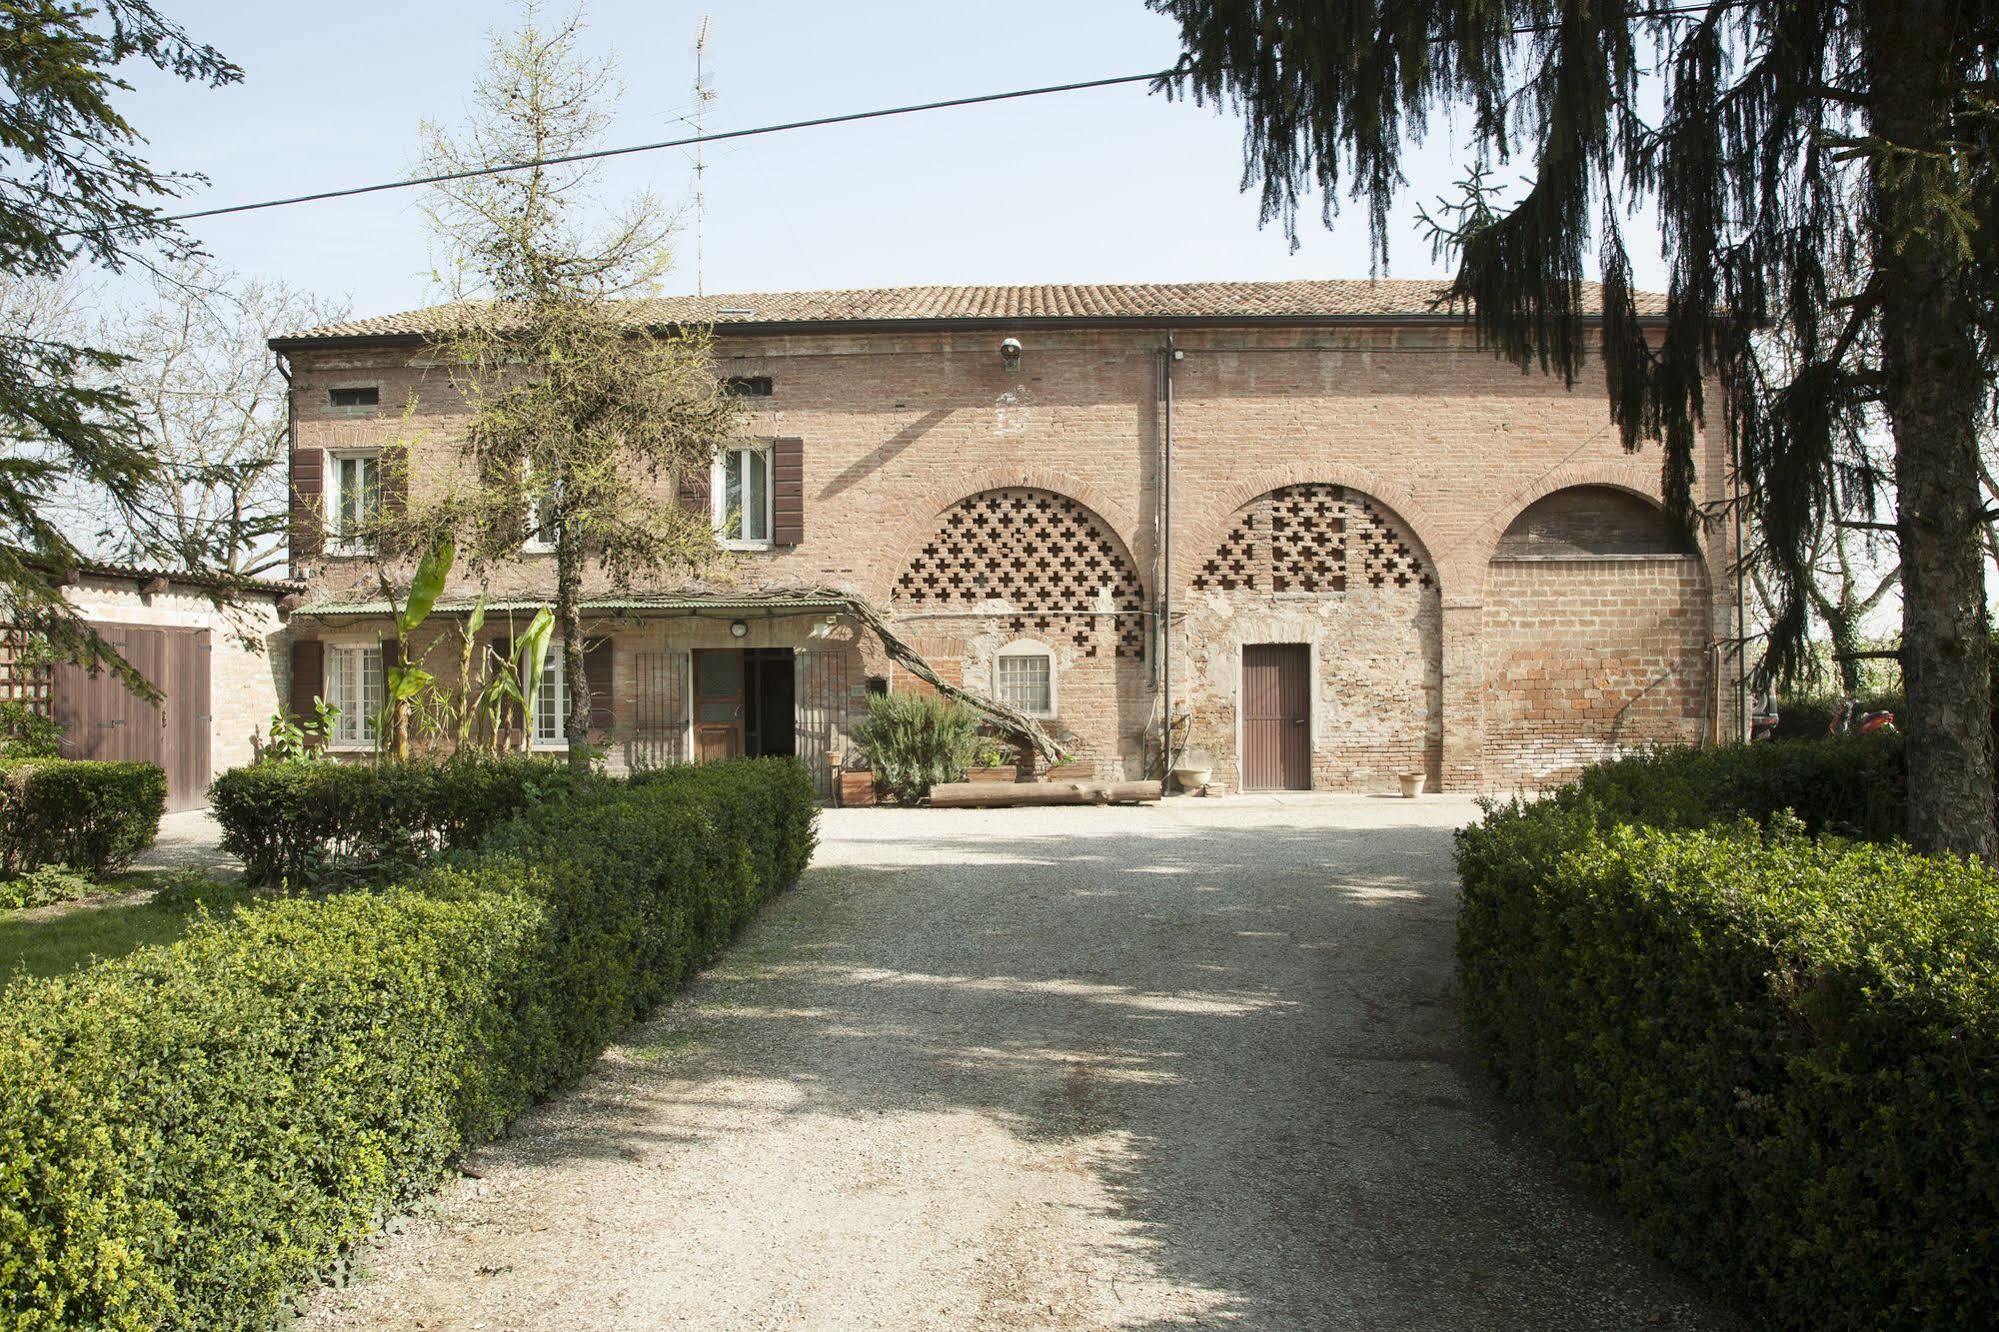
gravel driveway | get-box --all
[301,795,1737,1331]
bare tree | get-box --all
[56,259,346,577]
[405,2,740,772]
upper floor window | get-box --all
[328,451,381,553]
[525,477,561,553]
[714,443,772,548]
[326,644,382,747]
[328,385,379,408]
[722,375,773,398]
[995,640,1055,717]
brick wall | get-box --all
[284,319,1737,790]
[1481,556,1711,787]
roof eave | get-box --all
[269,309,1667,354]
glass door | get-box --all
[692,649,743,762]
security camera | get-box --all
[999,337,1023,372]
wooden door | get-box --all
[1241,644,1311,790]
[692,649,743,762]
[166,630,212,810]
[53,625,213,811]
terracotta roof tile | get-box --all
[277,279,1666,342]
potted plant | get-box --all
[850,691,980,804]
[1042,751,1091,782]
[966,735,1019,784]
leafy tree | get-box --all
[1153,0,1999,856]
[0,3,238,694]
[406,4,741,771]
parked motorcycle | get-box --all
[1828,697,1897,737]
[1749,692,1781,743]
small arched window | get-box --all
[994,638,1056,718]
[1495,486,1693,558]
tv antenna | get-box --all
[689,16,715,296]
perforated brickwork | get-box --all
[892,489,1146,658]
[1194,484,1435,594]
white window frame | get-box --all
[523,481,560,554]
[530,646,568,749]
[994,639,1057,719]
[712,442,774,550]
[326,449,382,555]
[325,643,383,749]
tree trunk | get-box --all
[1867,0,1996,858]
[556,526,590,775]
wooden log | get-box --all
[928,780,1162,809]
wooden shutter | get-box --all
[677,459,712,524]
[383,637,402,671]
[585,637,615,730]
[290,448,323,563]
[289,640,324,718]
[772,437,804,546]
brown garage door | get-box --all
[54,624,212,811]
[1242,643,1311,791]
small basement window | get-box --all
[329,385,380,408]
[995,640,1055,718]
[722,375,773,398]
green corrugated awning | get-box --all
[293,595,853,618]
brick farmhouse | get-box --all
[271,281,1741,797]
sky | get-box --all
[118,0,1673,322]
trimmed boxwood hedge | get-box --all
[209,755,583,887]
[0,759,166,876]
[1458,738,1998,1329]
[0,757,815,1331]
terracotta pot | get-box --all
[838,770,878,808]
[966,766,1019,784]
[1044,762,1092,781]
[1171,767,1213,793]
[1398,772,1426,799]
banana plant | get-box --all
[474,606,552,752]
[455,594,487,750]
[376,539,455,762]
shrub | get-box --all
[1770,690,1905,741]
[0,700,64,758]
[209,754,581,888]
[0,757,816,1331]
[850,691,979,802]
[0,760,166,876]
[1563,732,1906,840]
[1457,743,1999,1329]
[0,866,96,910]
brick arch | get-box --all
[874,466,1142,603]
[1176,466,1446,598]
[888,486,1149,660]
[1470,461,1700,572]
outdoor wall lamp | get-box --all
[999,337,1023,373]
[729,619,749,639]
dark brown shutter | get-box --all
[383,637,402,671]
[772,437,804,546]
[289,639,324,718]
[676,460,712,523]
[585,637,615,730]
[290,447,323,563]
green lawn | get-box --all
[0,872,249,991]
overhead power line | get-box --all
[159,71,1172,226]
[154,3,1733,229]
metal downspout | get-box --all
[1161,330,1176,777]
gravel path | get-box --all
[301,796,1737,1331]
